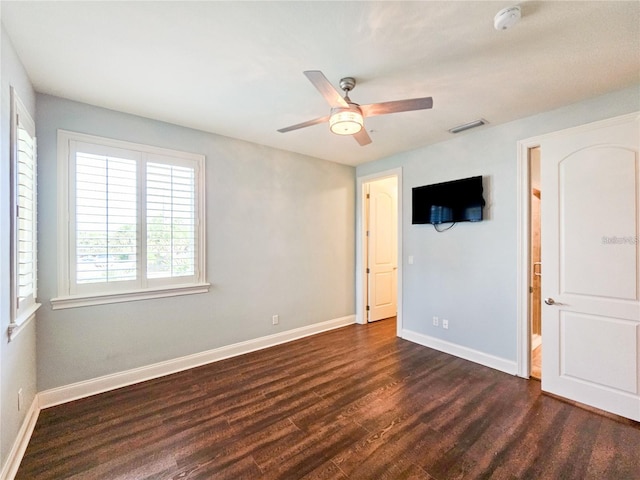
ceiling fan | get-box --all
[278,70,433,146]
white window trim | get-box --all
[51,283,211,310]
[7,304,38,342]
[52,130,209,309]
[9,87,41,341]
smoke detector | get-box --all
[494,6,521,30]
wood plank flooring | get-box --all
[17,318,640,479]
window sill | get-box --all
[50,283,211,310]
[8,303,41,342]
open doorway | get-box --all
[518,114,639,421]
[529,147,542,380]
[356,169,402,336]
[519,113,639,419]
[364,176,398,323]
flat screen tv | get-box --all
[412,176,485,225]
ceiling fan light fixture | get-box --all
[329,106,363,135]
[278,71,433,146]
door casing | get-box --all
[366,177,398,322]
[356,168,403,337]
[516,112,640,379]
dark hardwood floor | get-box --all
[17,318,640,479]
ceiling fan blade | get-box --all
[304,71,349,108]
[277,115,330,133]
[353,128,372,146]
[360,97,433,118]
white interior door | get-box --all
[367,177,398,322]
[540,113,640,420]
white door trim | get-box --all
[516,138,539,378]
[356,168,403,337]
[516,111,640,379]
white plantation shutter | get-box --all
[146,162,196,279]
[57,131,206,307]
[11,88,39,329]
[74,152,138,287]
[16,109,37,313]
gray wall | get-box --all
[357,85,640,363]
[0,26,38,470]
[36,94,355,391]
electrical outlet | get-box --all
[272,315,279,325]
[442,319,449,329]
[18,388,23,411]
[432,316,438,327]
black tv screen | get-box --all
[412,176,485,224]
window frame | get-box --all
[52,130,209,310]
[9,87,40,341]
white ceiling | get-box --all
[2,1,639,166]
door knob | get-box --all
[544,297,555,305]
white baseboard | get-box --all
[39,314,355,409]
[401,329,518,375]
[0,395,40,480]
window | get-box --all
[10,88,39,339]
[53,131,208,309]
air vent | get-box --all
[448,119,488,134]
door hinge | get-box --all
[366,268,370,274]
[366,230,370,237]
[366,193,370,199]
[366,305,370,311]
